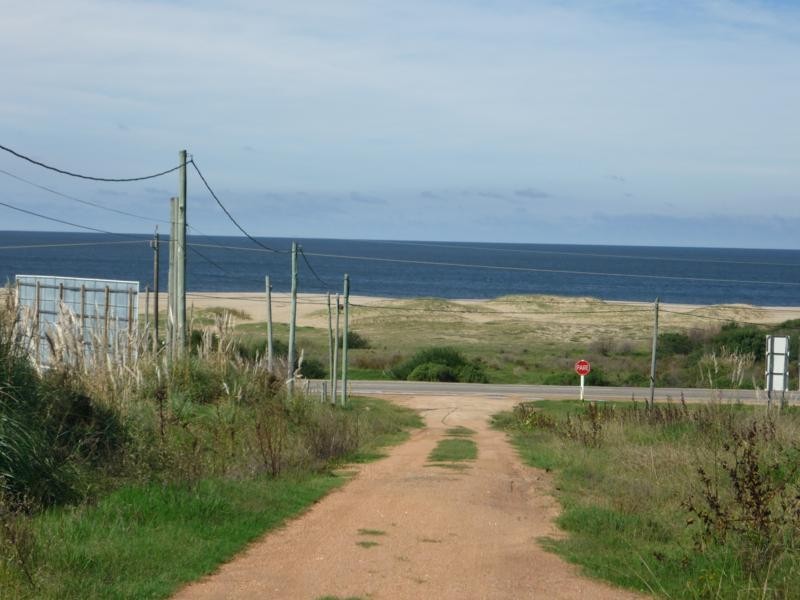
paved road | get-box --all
[348,380,777,404]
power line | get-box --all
[185,241,800,288]
[0,200,130,235]
[370,239,800,269]
[190,159,284,254]
[300,251,800,288]
[0,143,185,182]
[299,247,332,290]
[0,167,171,225]
[0,239,147,251]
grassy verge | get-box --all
[428,438,477,462]
[494,400,800,598]
[1,396,421,599]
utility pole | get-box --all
[175,149,187,357]
[333,293,340,404]
[287,242,298,396]
[168,197,177,358]
[265,275,274,373]
[341,274,350,407]
[649,297,659,409]
[327,292,334,404]
[151,228,160,353]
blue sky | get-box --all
[0,0,798,247]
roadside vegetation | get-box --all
[494,399,800,598]
[231,296,797,389]
[0,295,422,599]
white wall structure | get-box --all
[15,274,139,367]
[765,335,790,403]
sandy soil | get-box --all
[173,394,645,600]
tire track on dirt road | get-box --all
[173,394,645,599]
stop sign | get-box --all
[575,360,591,376]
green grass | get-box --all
[445,426,475,436]
[15,475,342,599]
[2,396,422,599]
[428,438,477,462]
[495,400,800,598]
[355,541,379,549]
[357,529,386,536]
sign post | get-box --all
[575,359,591,401]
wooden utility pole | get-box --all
[175,149,187,357]
[265,275,274,372]
[151,228,160,353]
[168,197,177,357]
[649,297,660,409]
[327,292,334,404]
[287,242,298,396]
[333,293,340,404]
[341,274,350,406]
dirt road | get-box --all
[174,394,644,600]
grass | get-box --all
[494,399,800,598]
[355,541,379,549]
[428,438,477,462]
[2,394,422,599]
[14,476,342,600]
[445,426,475,436]
[357,529,386,536]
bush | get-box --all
[711,323,764,357]
[237,337,288,361]
[392,347,468,380]
[658,332,695,356]
[459,364,489,383]
[299,356,327,379]
[408,363,458,382]
[339,331,369,349]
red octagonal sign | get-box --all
[575,360,591,376]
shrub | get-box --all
[459,364,489,383]
[299,357,327,379]
[711,323,765,357]
[339,331,369,349]
[408,363,458,382]
[659,332,695,356]
[391,347,468,380]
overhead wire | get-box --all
[0,143,185,182]
[0,239,148,251]
[190,159,284,254]
[0,167,172,226]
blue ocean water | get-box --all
[1,231,799,306]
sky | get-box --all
[0,0,798,248]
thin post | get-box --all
[265,275,274,372]
[649,297,660,409]
[333,293,340,404]
[103,285,111,355]
[168,197,177,358]
[79,284,86,334]
[34,281,41,352]
[340,274,350,406]
[327,292,334,404]
[287,242,298,396]
[152,228,160,353]
[175,149,187,357]
[145,286,151,334]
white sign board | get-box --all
[765,335,790,398]
[16,274,139,366]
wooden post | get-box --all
[333,293,340,405]
[34,281,41,354]
[327,292,335,404]
[152,229,160,353]
[175,150,187,357]
[287,242,298,396]
[649,297,659,409]
[266,275,274,372]
[79,284,86,335]
[145,285,151,333]
[168,197,177,358]
[341,274,350,407]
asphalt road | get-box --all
[348,380,783,404]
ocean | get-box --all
[1,231,799,306]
